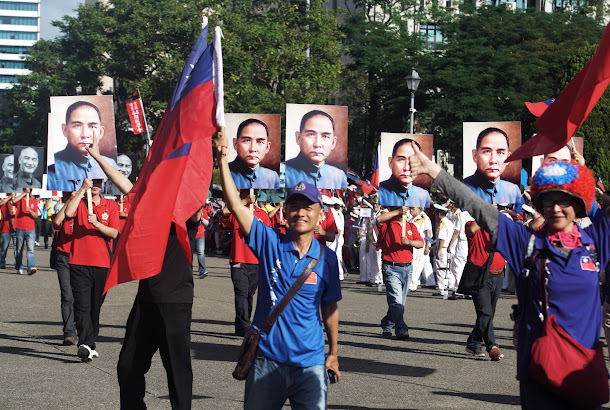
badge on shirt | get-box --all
[101,211,109,223]
[305,272,318,285]
[407,230,412,236]
[580,256,597,271]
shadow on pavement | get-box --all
[340,356,435,377]
[432,390,520,405]
[191,341,239,362]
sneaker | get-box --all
[442,291,449,300]
[396,330,410,340]
[18,269,24,275]
[62,336,77,346]
[465,346,486,357]
[35,241,40,246]
[28,268,37,275]
[90,349,99,359]
[198,271,209,279]
[448,291,458,300]
[382,329,393,338]
[489,346,503,361]
[77,344,93,362]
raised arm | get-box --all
[86,135,133,195]
[214,130,254,236]
[65,180,91,219]
[52,194,75,229]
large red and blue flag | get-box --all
[104,21,224,293]
[509,22,610,162]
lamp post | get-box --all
[406,68,421,134]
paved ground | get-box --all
[0,246,607,409]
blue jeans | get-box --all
[0,231,16,267]
[15,229,35,271]
[245,352,328,410]
[381,263,412,334]
[195,237,206,274]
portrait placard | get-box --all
[47,95,117,189]
[378,133,433,207]
[225,113,281,189]
[13,145,44,190]
[285,104,348,189]
[103,153,140,195]
[0,153,16,193]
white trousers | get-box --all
[359,242,381,284]
[435,248,453,292]
[449,240,468,292]
[410,247,435,290]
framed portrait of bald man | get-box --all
[47,95,118,191]
[378,133,433,207]
[284,103,348,189]
[0,153,16,193]
[531,136,583,178]
[104,153,139,195]
[13,146,44,190]
[225,113,281,189]
[462,121,523,212]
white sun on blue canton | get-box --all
[543,164,568,178]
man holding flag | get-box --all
[94,19,223,410]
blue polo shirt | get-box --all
[495,215,610,380]
[464,171,523,213]
[229,156,280,189]
[378,177,430,207]
[285,152,347,189]
[247,218,342,367]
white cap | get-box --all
[322,196,333,205]
[433,203,448,212]
[522,204,536,214]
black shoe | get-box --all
[366,282,374,287]
[382,330,392,338]
[356,281,367,284]
[396,331,410,340]
[448,292,458,300]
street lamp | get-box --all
[406,68,421,134]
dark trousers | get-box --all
[35,217,42,242]
[117,299,193,410]
[520,378,602,410]
[70,264,108,349]
[466,271,504,353]
[56,252,76,338]
[231,262,258,336]
[41,220,54,248]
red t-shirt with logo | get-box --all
[69,197,119,268]
[223,207,271,264]
[13,196,37,231]
[376,218,422,263]
[465,221,505,272]
[0,202,16,233]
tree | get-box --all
[559,43,610,184]
[420,6,604,177]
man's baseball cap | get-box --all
[286,182,323,205]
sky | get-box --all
[40,0,81,40]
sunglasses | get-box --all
[541,198,574,208]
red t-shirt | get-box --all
[117,198,131,233]
[196,205,211,239]
[13,196,37,231]
[314,208,338,245]
[0,202,16,233]
[271,212,287,235]
[222,207,271,264]
[56,220,74,254]
[465,221,505,272]
[69,197,120,268]
[376,218,423,263]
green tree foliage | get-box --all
[420,6,604,177]
[559,43,610,184]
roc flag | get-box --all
[370,143,380,189]
[598,178,605,192]
[508,22,610,162]
[525,98,555,117]
[104,21,224,293]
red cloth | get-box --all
[69,197,119,268]
[271,212,287,235]
[509,22,610,162]
[56,220,74,254]
[13,197,37,231]
[548,223,582,249]
[314,208,337,245]
[196,205,211,238]
[377,219,422,263]
[223,208,271,263]
[0,202,15,233]
[466,221,505,271]
[117,199,131,233]
[104,25,219,293]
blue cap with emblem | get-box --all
[286,181,323,205]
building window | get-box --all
[0,31,37,40]
[0,1,38,11]
[0,60,26,69]
[0,74,17,83]
[553,0,583,10]
[0,16,38,26]
[0,45,29,54]
[420,24,444,50]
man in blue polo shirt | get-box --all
[229,118,280,189]
[217,130,341,410]
[378,138,431,207]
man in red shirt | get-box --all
[376,206,424,340]
[116,195,130,233]
[195,203,211,278]
[11,188,38,275]
[65,179,119,362]
[0,193,16,269]
[222,190,272,336]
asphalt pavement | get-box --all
[0,245,607,409]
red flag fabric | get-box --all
[369,143,380,189]
[524,98,555,117]
[126,99,146,135]
[104,23,222,293]
[508,23,610,162]
[598,178,605,192]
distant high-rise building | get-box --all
[0,0,39,90]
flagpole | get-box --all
[136,88,152,157]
